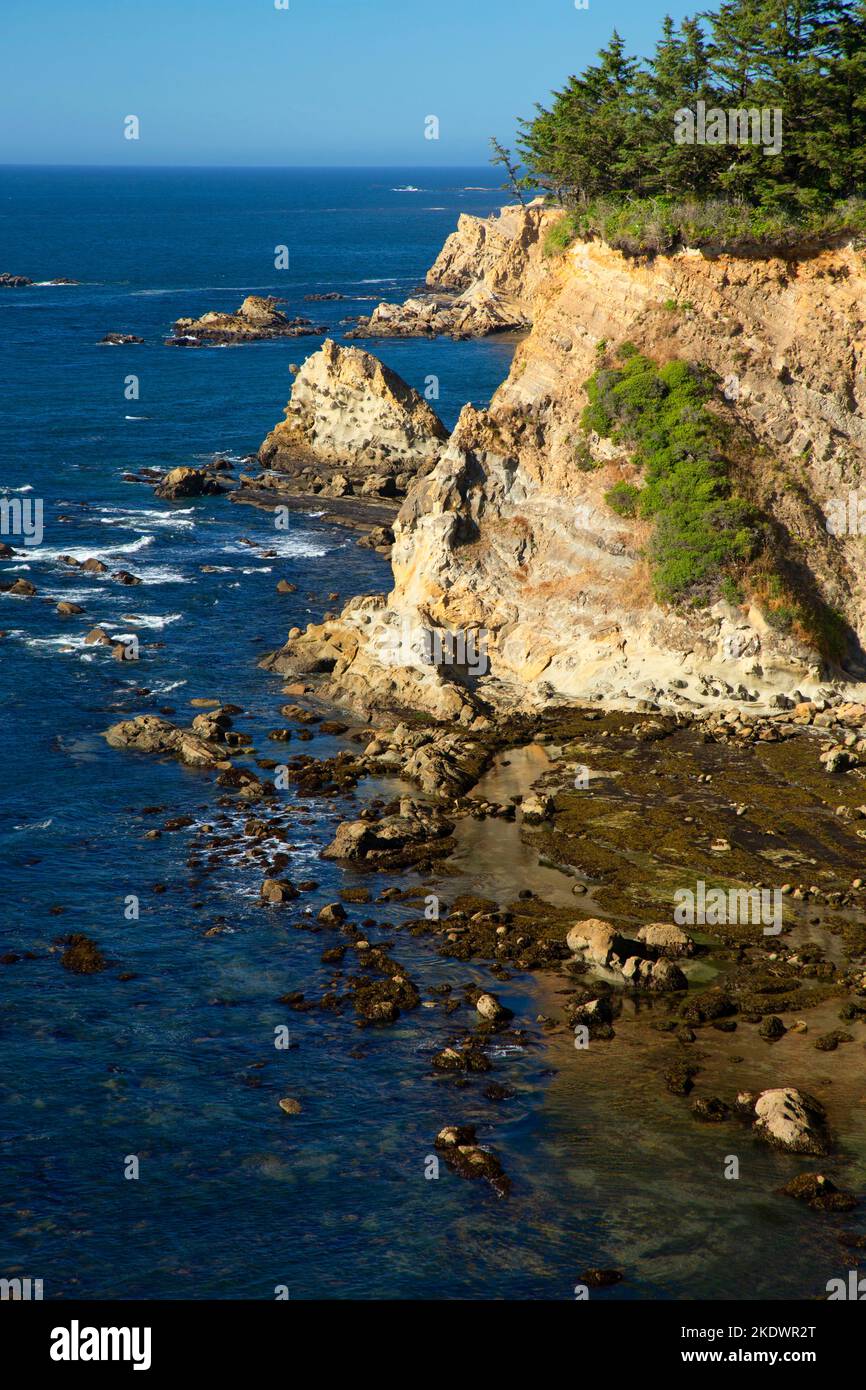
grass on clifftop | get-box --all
[543,196,866,260]
[581,347,849,660]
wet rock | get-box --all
[759,1015,787,1041]
[276,580,297,594]
[475,991,512,1023]
[103,714,223,768]
[170,296,323,344]
[317,902,346,926]
[59,933,107,974]
[278,1096,303,1115]
[780,1173,857,1211]
[752,1087,831,1155]
[664,1061,699,1096]
[100,332,144,345]
[580,1269,624,1288]
[692,1097,731,1123]
[434,1124,511,1198]
[56,600,84,615]
[155,466,225,500]
[814,1029,854,1051]
[112,570,142,586]
[321,801,454,869]
[8,578,36,596]
[260,878,298,904]
[432,1043,491,1073]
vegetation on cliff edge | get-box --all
[581,347,848,660]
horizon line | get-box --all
[0,161,499,171]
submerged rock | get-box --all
[58,933,107,974]
[779,1172,857,1211]
[434,1124,511,1198]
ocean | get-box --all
[0,167,855,1300]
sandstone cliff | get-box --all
[265,206,866,719]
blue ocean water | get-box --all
[1,168,859,1301]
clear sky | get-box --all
[2,0,696,166]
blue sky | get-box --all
[2,0,696,166]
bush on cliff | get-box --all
[585,351,759,603]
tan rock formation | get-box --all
[265,205,866,718]
[347,200,559,339]
[170,295,323,344]
[256,338,447,495]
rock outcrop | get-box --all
[347,201,558,340]
[750,1087,831,1155]
[252,338,447,500]
[169,296,324,345]
[155,466,227,500]
[267,203,866,720]
[102,715,224,768]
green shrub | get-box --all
[585,349,761,602]
[605,480,641,516]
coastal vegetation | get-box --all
[497,0,866,255]
[583,347,759,603]
[582,347,849,658]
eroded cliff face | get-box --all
[267,207,866,720]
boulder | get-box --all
[260,878,298,904]
[103,714,222,768]
[155,467,225,500]
[566,919,624,967]
[753,1087,831,1155]
[636,922,695,957]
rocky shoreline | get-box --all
[97,663,866,1235]
[14,197,865,1279]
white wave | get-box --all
[130,284,282,297]
[97,506,196,531]
[24,634,89,650]
[222,533,331,559]
[4,484,33,493]
[135,566,186,584]
[30,535,155,562]
[13,818,53,831]
[357,278,398,284]
[148,679,187,694]
[124,415,148,420]
[116,612,182,629]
